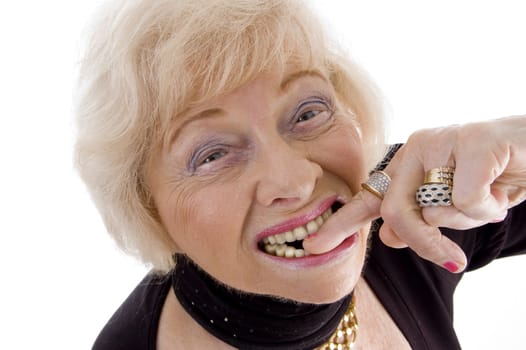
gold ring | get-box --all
[416,166,455,207]
[361,170,391,200]
[424,166,455,186]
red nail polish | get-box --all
[443,261,459,273]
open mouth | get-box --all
[258,201,343,258]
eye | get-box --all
[189,143,230,172]
[187,136,250,175]
[201,151,226,164]
[200,150,226,165]
[290,96,334,134]
[296,110,322,123]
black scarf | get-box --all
[172,254,352,349]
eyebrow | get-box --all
[165,108,223,148]
[166,70,328,148]
[280,69,328,91]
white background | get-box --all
[1,1,525,349]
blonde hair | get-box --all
[74,0,386,272]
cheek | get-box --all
[311,122,367,191]
[155,181,248,252]
[153,184,202,247]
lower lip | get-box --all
[261,233,359,268]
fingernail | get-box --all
[443,261,459,273]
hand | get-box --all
[303,115,526,272]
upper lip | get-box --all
[255,195,344,242]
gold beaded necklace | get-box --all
[318,296,358,349]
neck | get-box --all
[171,254,352,350]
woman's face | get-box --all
[148,68,369,303]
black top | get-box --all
[364,200,526,349]
[92,200,526,350]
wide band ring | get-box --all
[416,183,453,207]
[362,170,391,200]
[424,166,454,186]
[416,167,455,207]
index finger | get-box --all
[303,189,381,254]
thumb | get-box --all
[303,190,381,254]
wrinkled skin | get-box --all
[304,115,526,273]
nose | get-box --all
[255,141,322,209]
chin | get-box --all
[264,263,362,304]
[282,279,357,304]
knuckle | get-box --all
[456,121,493,142]
[450,192,473,210]
[414,229,443,259]
[406,129,431,150]
[356,190,380,215]
[451,193,495,220]
[406,126,458,163]
[421,209,444,227]
[379,200,402,223]
[451,188,487,213]
[379,225,405,248]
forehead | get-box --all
[279,69,329,91]
[187,67,329,113]
[181,68,328,118]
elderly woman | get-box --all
[75,0,526,349]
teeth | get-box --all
[285,246,295,258]
[306,220,318,234]
[294,249,305,258]
[276,234,286,244]
[264,244,277,254]
[322,207,332,220]
[293,226,307,240]
[284,231,295,242]
[275,244,286,257]
[260,206,335,259]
